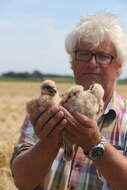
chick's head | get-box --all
[89,83,104,100]
[61,85,84,105]
[67,85,84,97]
[40,80,57,96]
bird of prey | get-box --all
[26,80,61,115]
[61,83,104,161]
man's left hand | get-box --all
[60,106,101,153]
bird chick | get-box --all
[26,80,61,115]
[61,85,84,161]
[61,83,104,161]
[82,83,104,120]
[89,83,104,119]
[62,83,104,120]
[89,83,104,102]
[61,85,84,112]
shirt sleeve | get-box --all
[18,115,39,144]
[10,116,39,172]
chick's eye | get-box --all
[90,85,94,90]
[46,86,51,90]
[43,85,52,90]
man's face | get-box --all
[72,40,122,94]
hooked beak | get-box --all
[48,87,57,95]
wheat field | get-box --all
[0,81,126,190]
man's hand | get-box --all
[60,106,101,153]
[29,106,67,149]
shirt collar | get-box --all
[104,91,120,117]
[99,91,120,126]
[98,91,127,128]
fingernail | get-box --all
[57,111,64,117]
[51,106,59,113]
[59,106,63,110]
[63,119,67,124]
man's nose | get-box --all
[88,55,98,68]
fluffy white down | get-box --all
[61,83,104,161]
[62,83,104,120]
[26,80,61,114]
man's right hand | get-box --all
[29,106,67,150]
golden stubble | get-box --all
[0,81,126,190]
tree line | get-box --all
[0,70,73,80]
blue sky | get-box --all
[0,0,127,79]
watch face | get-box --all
[91,147,104,160]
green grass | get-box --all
[0,77,74,83]
[0,77,41,82]
[0,77,126,85]
[44,77,74,83]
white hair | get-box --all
[65,11,127,65]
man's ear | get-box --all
[69,56,74,70]
[116,63,122,77]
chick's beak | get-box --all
[49,87,57,94]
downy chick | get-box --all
[61,83,104,161]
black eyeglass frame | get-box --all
[74,49,117,65]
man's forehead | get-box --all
[75,40,116,54]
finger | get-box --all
[34,107,61,137]
[34,111,53,137]
[30,106,59,126]
[34,106,60,134]
[45,111,64,135]
[59,106,74,120]
[35,110,55,128]
[60,106,80,130]
[70,110,95,127]
[41,111,64,137]
[61,107,94,134]
[60,106,94,128]
[53,119,67,136]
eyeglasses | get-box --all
[74,49,117,65]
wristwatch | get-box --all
[84,136,108,160]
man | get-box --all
[11,12,127,190]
